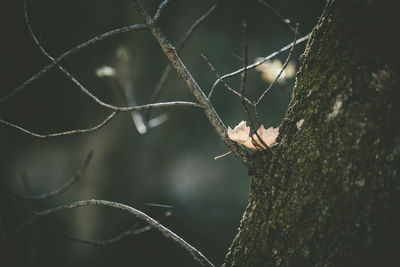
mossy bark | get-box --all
[224,0,400,266]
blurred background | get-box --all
[0,0,323,266]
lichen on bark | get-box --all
[224,0,400,266]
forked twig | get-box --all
[152,0,171,24]
[133,0,250,167]
[4,151,93,200]
[200,54,253,106]
[145,0,220,123]
[23,1,198,115]
[0,17,147,105]
[19,200,214,267]
[208,33,310,100]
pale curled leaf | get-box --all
[253,125,279,149]
[228,121,257,150]
[228,121,279,150]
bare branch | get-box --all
[132,0,251,167]
[200,54,253,106]
[0,101,200,138]
[256,0,298,35]
[144,0,220,123]
[102,101,202,112]
[208,33,310,100]
[0,14,147,105]
[255,23,299,106]
[19,200,214,267]
[0,112,117,138]
[152,0,171,24]
[4,151,93,200]
[45,211,171,246]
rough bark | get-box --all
[224,0,400,266]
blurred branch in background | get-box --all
[2,151,93,200]
[95,47,169,135]
[44,210,172,246]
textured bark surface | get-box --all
[224,0,400,266]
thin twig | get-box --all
[88,101,202,113]
[256,0,298,35]
[239,21,266,150]
[4,151,93,200]
[0,112,117,138]
[0,15,147,105]
[200,54,253,106]
[207,33,310,100]
[45,211,171,246]
[176,0,220,52]
[133,0,250,167]
[152,0,171,24]
[214,151,232,160]
[255,23,299,106]
[19,199,214,267]
[144,0,220,123]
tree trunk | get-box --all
[224,0,400,266]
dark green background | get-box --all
[0,0,323,266]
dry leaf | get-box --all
[253,125,279,149]
[228,121,279,150]
[228,121,257,150]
